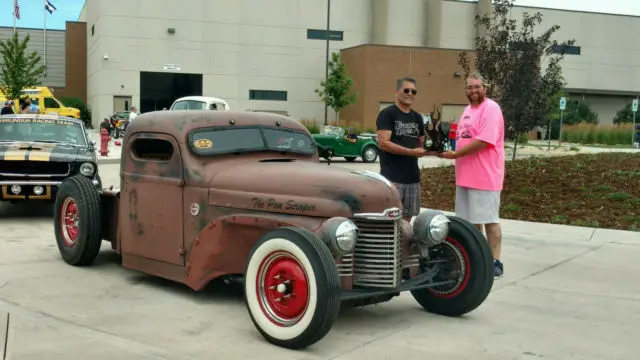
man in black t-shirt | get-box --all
[376,77,438,221]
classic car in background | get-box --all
[0,114,102,204]
[313,126,379,163]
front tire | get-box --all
[53,175,102,266]
[411,216,494,316]
[361,145,378,163]
[244,227,341,349]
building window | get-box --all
[306,29,344,41]
[249,90,288,101]
[551,45,581,55]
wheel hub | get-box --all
[428,238,469,298]
[258,252,309,326]
[60,197,79,247]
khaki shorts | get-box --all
[455,186,501,224]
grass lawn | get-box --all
[420,153,640,232]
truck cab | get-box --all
[51,110,494,350]
[0,87,81,119]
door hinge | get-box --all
[179,247,186,256]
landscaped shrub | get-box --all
[561,123,634,145]
[59,96,92,128]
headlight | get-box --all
[334,220,358,252]
[413,210,450,247]
[80,162,95,176]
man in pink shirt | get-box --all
[440,72,505,278]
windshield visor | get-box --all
[188,126,316,156]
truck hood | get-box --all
[208,160,402,218]
[0,141,94,162]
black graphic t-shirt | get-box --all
[376,105,425,184]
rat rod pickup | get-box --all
[52,110,494,350]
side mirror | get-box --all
[90,140,96,148]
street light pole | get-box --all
[324,0,331,126]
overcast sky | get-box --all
[483,0,640,16]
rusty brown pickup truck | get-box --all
[52,110,494,350]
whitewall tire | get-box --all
[244,227,341,349]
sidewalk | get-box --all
[87,129,122,164]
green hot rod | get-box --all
[313,126,379,163]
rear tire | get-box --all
[411,216,494,316]
[244,227,341,349]
[53,175,102,266]
[361,145,378,163]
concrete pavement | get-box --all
[1,163,639,359]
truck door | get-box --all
[120,133,185,265]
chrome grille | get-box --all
[351,216,402,288]
[0,161,70,178]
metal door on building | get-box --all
[114,96,132,112]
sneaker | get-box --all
[493,259,504,279]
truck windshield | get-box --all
[188,126,316,156]
[0,115,87,146]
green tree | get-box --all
[315,52,357,124]
[458,0,575,159]
[612,102,638,125]
[0,32,46,100]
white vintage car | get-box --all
[169,96,230,111]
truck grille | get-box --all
[350,217,402,288]
[0,161,70,177]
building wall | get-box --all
[78,0,640,128]
[0,27,66,89]
[64,22,87,103]
[340,45,471,131]
[81,0,375,127]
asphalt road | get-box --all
[1,163,639,359]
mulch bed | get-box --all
[420,153,640,232]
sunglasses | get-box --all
[402,88,418,95]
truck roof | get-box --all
[125,110,310,140]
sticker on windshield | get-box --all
[0,118,75,126]
[193,138,212,149]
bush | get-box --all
[561,123,634,145]
[299,118,320,134]
[58,96,92,128]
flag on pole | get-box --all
[45,0,56,14]
[14,0,20,19]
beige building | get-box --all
[78,0,639,128]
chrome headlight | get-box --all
[80,162,95,177]
[334,220,358,252]
[413,210,450,247]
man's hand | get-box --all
[411,148,440,157]
[439,150,456,159]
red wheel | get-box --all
[244,227,340,349]
[427,237,471,299]
[411,216,494,316]
[60,197,80,247]
[53,175,102,266]
[257,251,310,326]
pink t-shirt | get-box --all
[455,98,505,191]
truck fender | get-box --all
[184,213,325,291]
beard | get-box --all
[467,92,485,104]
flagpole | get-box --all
[44,0,47,76]
[13,0,17,34]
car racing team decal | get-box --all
[193,138,213,149]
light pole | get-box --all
[324,0,331,126]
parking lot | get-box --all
[1,162,640,359]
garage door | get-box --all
[440,104,467,123]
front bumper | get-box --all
[0,178,100,201]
